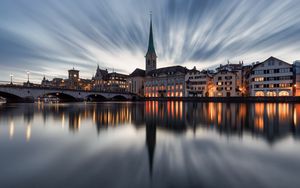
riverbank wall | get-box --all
[140,96,300,103]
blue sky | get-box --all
[1,0,300,82]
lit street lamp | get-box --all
[27,71,30,83]
[10,74,13,85]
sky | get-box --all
[1,0,300,83]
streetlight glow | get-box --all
[27,71,30,83]
[10,74,13,84]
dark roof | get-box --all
[129,68,145,77]
[95,65,108,78]
[214,69,239,76]
[216,63,243,71]
[147,65,188,76]
[107,72,128,77]
[146,17,156,56]
[187,67,200,74]
[265,56,289,64]
[252,56,291,69]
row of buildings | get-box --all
[41,16,300,97]
[41,66,128,93]
[127,16,300,97]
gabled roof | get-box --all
[252,56,291,69]
[129,68,145,77]
[147,65,188,76]
[95,65,108,78]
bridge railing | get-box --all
[0,81,136,95]
[0,81,24,86]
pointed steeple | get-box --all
[145,12,157,74]
[146,12,156,56]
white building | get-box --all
[250,56,294,96]
[212,62,244,97]
[185,67,213,97]
[293,60,300,96]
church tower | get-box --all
[145,13,157,74]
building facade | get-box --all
[92,65,109,91]
[41,68,92,91]
[250,57,294,96]
[145,66,187,97]
[91,65,128,92]
[128,68,145,96]
[185,67,213,97]
[294,61,300,96]
[212,63,244,97]
[105,72,128,92]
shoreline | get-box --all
[2,96,300,103]
[139,96,300,103]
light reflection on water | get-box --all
[0,102,300,188]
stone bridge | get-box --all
[0,85,137,103]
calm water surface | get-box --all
[0,102,300,188]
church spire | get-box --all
[146,12,156,56]
[145,12,157,74]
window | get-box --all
[267,91,276,96]
[255,84,264,88]
[255,70,264,75]
[279,68,291,73]
[279,83,292,88]
[279,91,290,96]
[254,77,264,82]
[255,91,264,96]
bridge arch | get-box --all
[0,91,26,103]
[86,94,108,102]
[111,95,127,101]
[41,92,78,102]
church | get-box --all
[128,15,187,97]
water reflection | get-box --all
[1,102,300,187]
[1,102,300,143]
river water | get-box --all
[0,102,300,188]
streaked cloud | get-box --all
[0,0,300,82]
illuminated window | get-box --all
[278,91,290,96]
[255,91,264,96]
[254,77,264,82]
[266,91,276,96]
